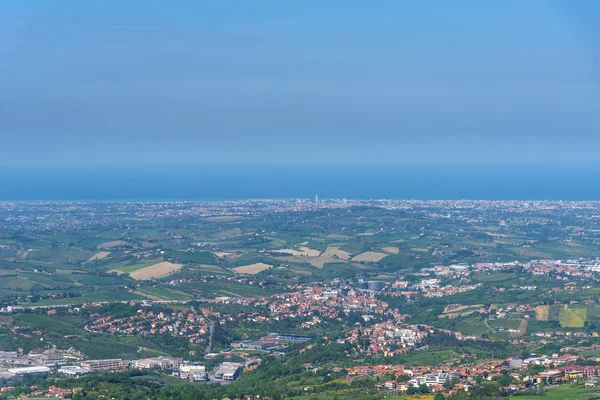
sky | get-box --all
[1,0,599,166]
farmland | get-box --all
[559,307,587,328]
[2,200,600,399]
[351,251,388,263]
[232,262,273,275]
[129,262,183,280]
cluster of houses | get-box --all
[87,308,212,344]
[342,322,426,356]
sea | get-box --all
[0,164,598,201]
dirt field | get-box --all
[304,247,352,268]
[352,251,388,262]
[325,246,351,260]
[214,251,241,259]
[88,251,110,261]
[535,305,550,321]
[129,262,183,280]
[511,320,528,338]
[381,247,400,254]
[271,246,321,257]
[97,240,128,249]
[232,262,273,274]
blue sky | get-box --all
[1,0,599,165]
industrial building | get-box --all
[80,358,129,372]
[213,362,242,382]
[58,366,89,376]
[174,363,207,381]
[8,366,51,377]
[231,340,279,351]
[132,356,183,370]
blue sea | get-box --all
[0,164,598,201]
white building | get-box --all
[8,366,51,377]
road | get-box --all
[11,299,213,311]
[484,318,497,333]
[205,320,216,355]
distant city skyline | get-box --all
[1,1,600,166]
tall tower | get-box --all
[315,194,319,204]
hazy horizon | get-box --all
[2,163,599,201]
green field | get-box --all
[472,271,516,282]
[136,286,193,301]
[454,316,491,337]
[114,262,157,274]
[166,250,217,264]
[13,314,75,334]
[487,318,522,330]
[559,307,586,328]
[511,385,600,399]
[403,349,459,365]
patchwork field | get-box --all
[271,247,321,257]
[129,262,183,280]
[352,251,387,263]
[381,246,400,254]
[535,304,561,321]
[559,307,586,328]
[232,262,273,275]
[325,246,351,260]
[111,262,156,275]
[306,246,352,268]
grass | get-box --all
[403,349,459,366]
[580,349,600,358]
[511,384,600,399]
[455,316,491,336]
[177,280,283,298]
[114,262,156,274]
[487,318,522,330]
[13,314,74,334]
[559,307,586,328]
[472,272,516,282]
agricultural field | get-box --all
[232,262,273,275]
[440,304,482,318]
[535,304,562,321]
[129,262,183,280]
[351,251,387,263]
[97,240,129,249]
[111,262,157,275]
[559,307,586,328]
[270,247,321,257]
[511,385,600,399]
[88,251,110,261]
